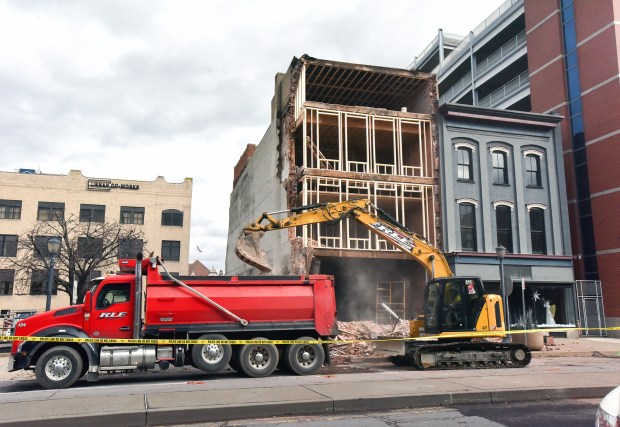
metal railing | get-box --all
[476,30,526,75]
[478,71,529,107]
[412,0,521,74]
[439,71,472,104]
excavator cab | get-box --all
[423,277,486,334]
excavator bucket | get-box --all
[234,231,273,272]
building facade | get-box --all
[413,0,618,336]
[438,103,575,327]
[0,169,192,313]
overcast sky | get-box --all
[0,0,505,270]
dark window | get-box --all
[0,235,17,257]
[0,200,22,219]
[120,206,145,225]
[162,240,181,261]
[530,208,547,254]
[459,203,477,251]
[457,147,473,181]
[118,238,144,259]
[525,154,542,187]
[34,236,61,258]
[30,269,58,295]
[492,151,508,185]
[37,202,65,221]
[77,237,104,259]
[161,209,184,227]
[96,283,130,309]
[0,269,15,295]
[496,206,513,253]
[80,204,106,223]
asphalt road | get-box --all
[162,399,601,426]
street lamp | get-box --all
[496,245,511,337]
[45,237,61,311]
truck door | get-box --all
[90,282,133,339]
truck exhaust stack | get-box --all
[235,231,273,272]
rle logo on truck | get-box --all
[98,312,127,318]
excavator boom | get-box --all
[235,199,452,278]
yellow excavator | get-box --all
[235,199,531,370]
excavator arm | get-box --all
[235,199,452,278]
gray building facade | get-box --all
[438,103,576,326]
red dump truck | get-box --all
[9,255,338,389]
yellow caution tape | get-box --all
[2,326,620,346]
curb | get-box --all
[1,385,614,426]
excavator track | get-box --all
[403,341,532,370]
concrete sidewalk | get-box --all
[0,337,618,426]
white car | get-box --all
[597,385,620,427]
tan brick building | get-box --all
[0,169,192,313]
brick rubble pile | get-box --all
[329,320,408,365]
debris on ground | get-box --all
[329,320,408,365]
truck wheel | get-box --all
[191,334,232,373]
[35,346,84,389]
[283,336,324,375]
[238,338,278,378]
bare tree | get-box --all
[9,215,145,305]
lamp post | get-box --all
[45,237,61,311]
[496,245,511,337]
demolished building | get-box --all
[226,55,439,321]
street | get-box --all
[181,399,600,427]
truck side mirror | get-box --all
[83,291,92,313]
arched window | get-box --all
[459,203,477,251]
[492,151,508,185]
[161,209,184,227]
[457,147,473,181]
[525,154,542,187]
[529,208,547,254]
[495,205,513,252]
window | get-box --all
[37,202,65,221]
[80,204,106,223]
[525,154,542,187]
[96,283,130,309]
[530,208,547,254]
[492,151,508,185]
[34,236,61,258]
[162,240,180,261]
[0,235,17,257]
[0,200,21,219]
[77,237,103,259]
[120,206,145,225]
[459,203,477,251]
[0,269,15,295]
[30,269,58,295]
[496,206,513,252]
[457,147,473,181]
[118,238,144,259]
[161,209,184,226]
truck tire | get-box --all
[35,346,84,389]
[283,336,324,375]
[238,337,278,378]
[191,334,232,373]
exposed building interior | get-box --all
[245,56,439,321]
